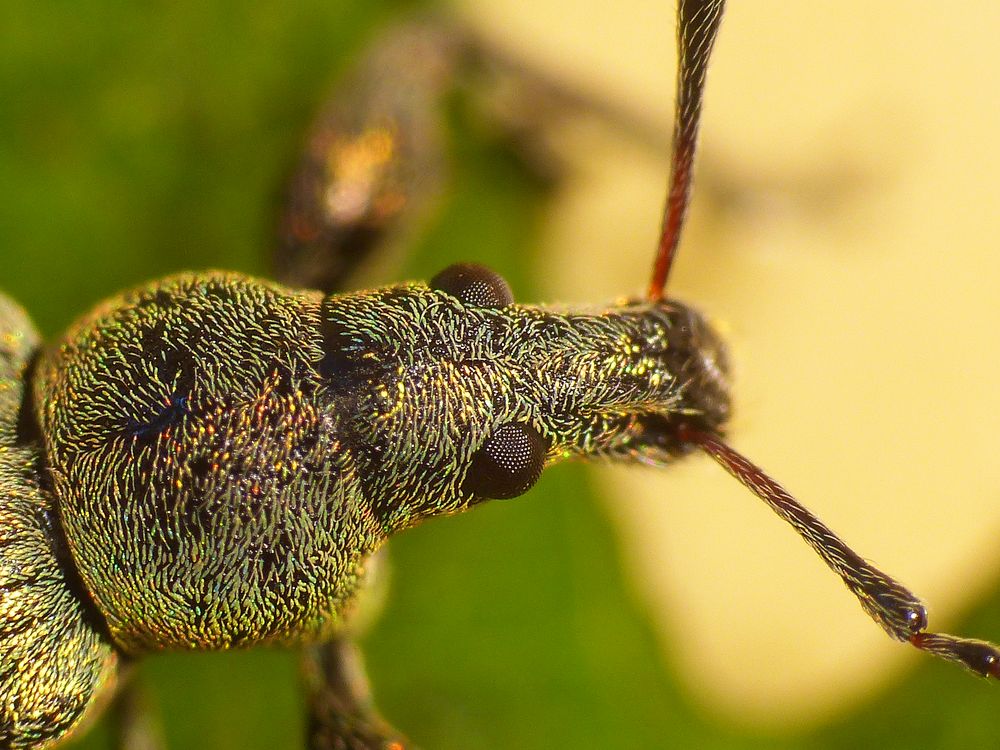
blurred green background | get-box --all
[2,1,999,748]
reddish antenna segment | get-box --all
[647,0,725,301]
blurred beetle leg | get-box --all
[274,13,684,296]
[279,3,874,295]
[275,19,463,294]
[303,636,409,750]
[302,552,401,750]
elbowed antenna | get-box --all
[647,0,725,301]
[652,0,1000,678]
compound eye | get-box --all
[429,262,514,308]
[464,422,547,500]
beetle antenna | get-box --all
[676,425,1000,678]
[648,0,725,301]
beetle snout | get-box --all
[659,301,731,433]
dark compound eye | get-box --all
[464,422,547,500]
[429,262,514,308]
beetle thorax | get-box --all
[37,274,380,653]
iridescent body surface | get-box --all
[0,297,117,748]
[1,270,727,746]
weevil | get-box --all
[2,1,1000,749]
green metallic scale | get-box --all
[2,269,727,747]
[0,296,119,747]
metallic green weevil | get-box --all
[2,1,998,748]
[2,259,728,748]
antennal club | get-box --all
[648,0,725,300]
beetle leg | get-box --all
[302,636,409,750]
[275,19,462,294]
[274,13,686,296]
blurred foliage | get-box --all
[1,1,999,749]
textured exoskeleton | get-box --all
[0,268,728,747]
[0,297,118,747]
